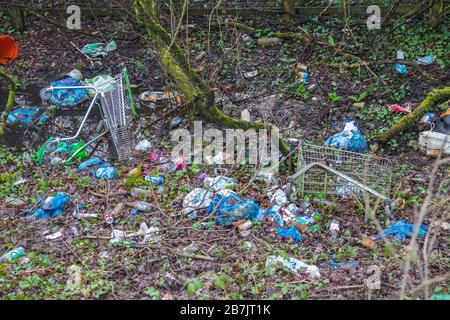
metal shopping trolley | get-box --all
[42,68,135,162]
[288,140,394,222]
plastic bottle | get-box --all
[144,176,164,185]
[126,201,154,212]
[130,188,151,198]
[93,164,118,179]
[0,247,25,263]
[77,157,102,172]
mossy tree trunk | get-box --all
[0,70,17,137]
[374,87,450,142]
[133,0,289,154]
[281,0,295,23]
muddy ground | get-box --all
[0,7,449,300]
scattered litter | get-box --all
[81,40,117,58]
[145,176,164,185]
[434,115,450,135]
[257,37,282,47]
[204,176,235,192]
[126,201,154,213]
[416,54,433,66]
[6,107,47,126]
[137,222,160,243]
[83,75,114,94]
[5,197,26,207]
[131,187,152,198]
[336,181,362,199]
[40,77,89,107]
[276,227,302,243]
[241,108,251,121]
[111,203,125,217]
[377,220,427,241]
[294,63,309,84]
[243,70,258,79]
[206,192,264,226]
[265,255,320,278]
[13,178,28,186]
[394,50,408,75]
[236,220,253,237]
[329,219,340,240]
[418,130,450,156]
[241,34,253,43]
[430,294,450,300]
[110,229,126,244]
[77,157,102,172]
[419,112,437,126]
[103,213,114,224]
[135,139,153,152]
[92,163,118,179]
[0,247,25,263]
[34,192,71,219]
[385,103,411,113]
[45,230,63,240]
[361,237,376,249]
[170,116,182,129]
[0,35,20,64]
[325,120,368,153]
[66,69,82,81]
[269,189,288,206]
[325,260,359,269]
[193,221,215,230]
[182,188,213,217]
[128,167,141,177]
[139,90,181,103]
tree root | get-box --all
[373,87,450,142]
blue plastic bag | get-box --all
[92,163,118,179]
[276,227,302,243]
[377,220,427,241]
[6,107,47,126]
[325,121,368,153]
[77,157,102,172]
[46,77,88,107]
[206,192,265,226]
[394,63,408,75]
[34,192,71,219]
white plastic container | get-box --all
[418,131,450,156]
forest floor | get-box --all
[0,8,449,300]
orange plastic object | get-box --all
[0,35,20,64]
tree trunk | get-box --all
[0,70,17,137]
[373,87,450,142]
[133,0,289,154]
[281,0,295,23]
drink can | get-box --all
[103,213,114,224]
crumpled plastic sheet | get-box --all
[276,227,302,243]
[34,192,71,219]
[6,107,47,126]
[377,220,427,241]
[266,255,320,278]
[206,192,264,226]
